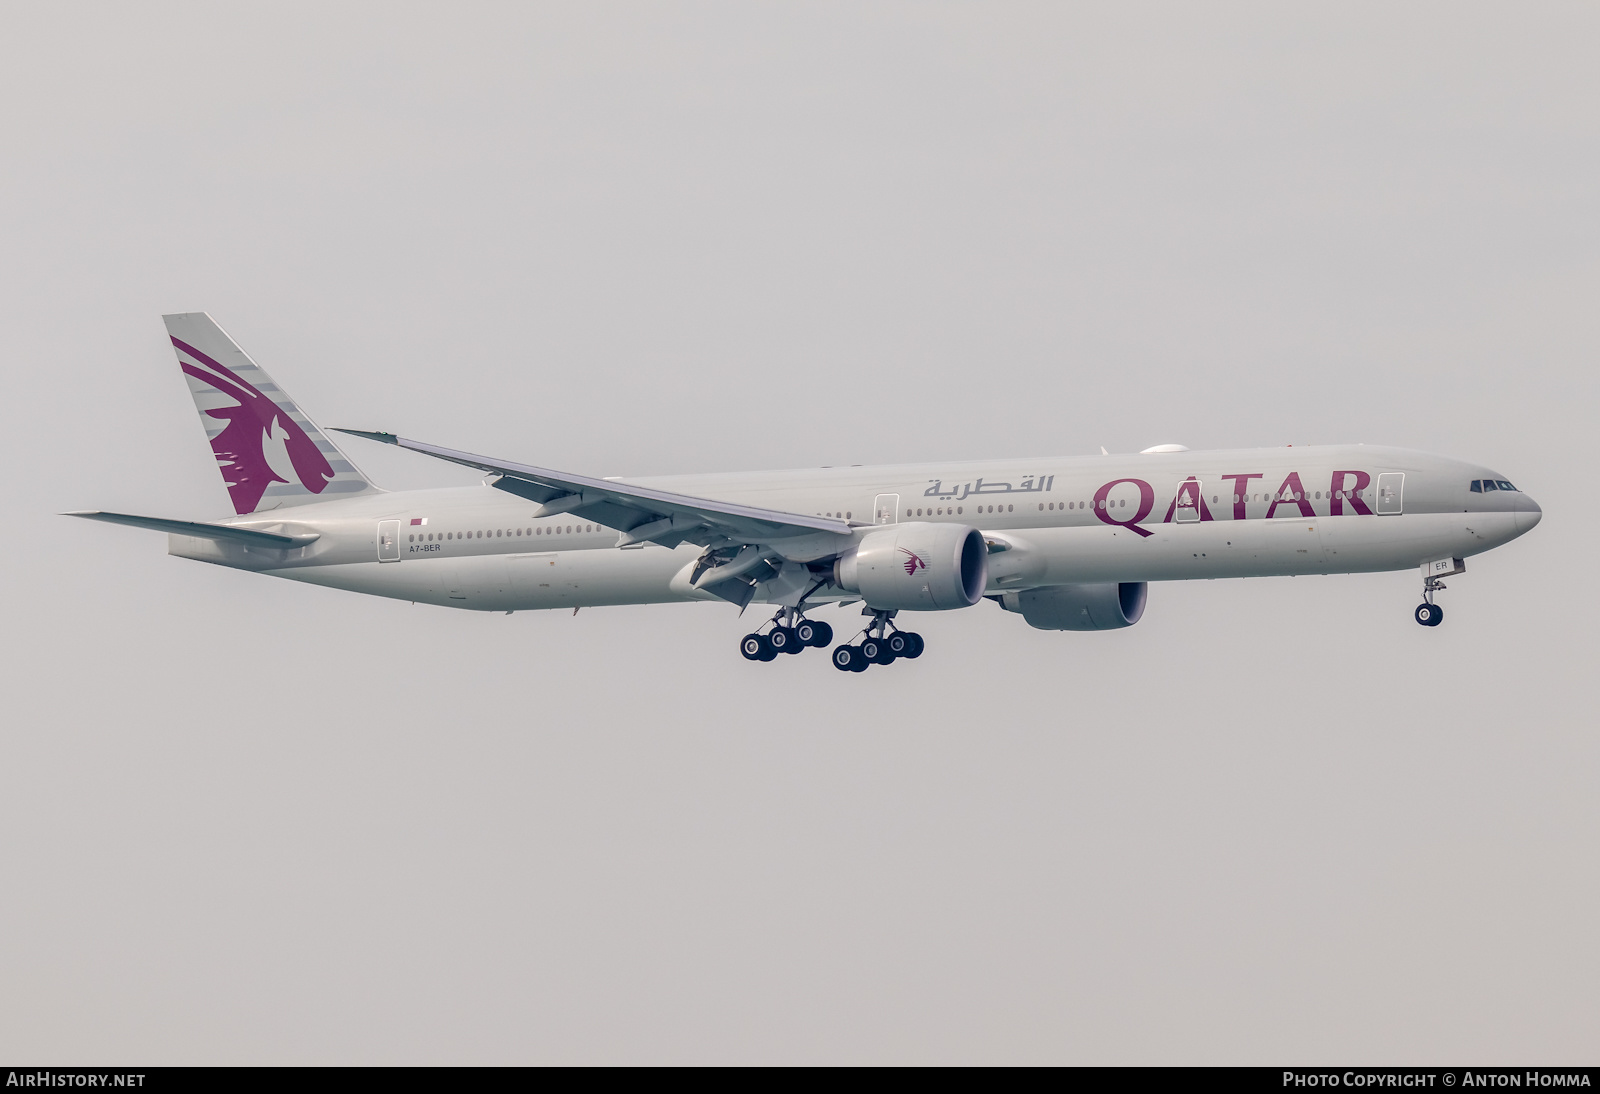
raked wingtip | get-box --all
[333,429,400,445]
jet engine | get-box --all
[833,522,987,611]
[998,582,1148,630]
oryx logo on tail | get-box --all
[163,313,380,514]
[174,337,334,513]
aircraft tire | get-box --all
[903,633,925,658]
[1414,603,1443,627]
[832,645,860,672]
[741,633,773,661]
[769,627,797,654]
[886,632,908,657]
[861,638,894,666]
[806,621,833,647]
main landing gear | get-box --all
[831,609,924,673]
[739,608,834,662]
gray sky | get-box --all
[2,2,1595,1064]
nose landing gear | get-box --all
[1420,559,1465,626]
[1414,559,1462,627]
[739,608,834,661]
[831,609,924,672]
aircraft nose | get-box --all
[1516,493,1542,533]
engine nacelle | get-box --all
[1000,582,1148,630]
[834,522,988,611]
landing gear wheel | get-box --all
[861,638,894,665]
[1414,603,1443,627]
[885,632,908,658]
[832,645,862,672]
[902,632,924,658]
[804,620,833,647]
[741,632,775,661]
[794,620,818,647]
[769,626,801,654]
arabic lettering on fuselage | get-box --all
[924,475,1055,500]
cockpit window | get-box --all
[1470,480,1483,492]
[1497,481,1516,492]
[1481,479,1498,491]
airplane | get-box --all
[70,314,1543,671]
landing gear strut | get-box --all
[1415,576,1446,628]
[739,607,833,662]
[832,609,924,672]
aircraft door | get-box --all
[377,519,400,561]
[874,494,900,525]
[1376,473,1404,515]
[1174,480,1202,523]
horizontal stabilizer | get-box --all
[65,511,318,548]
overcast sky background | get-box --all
[2,2,1595,1064]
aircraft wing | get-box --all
[335,430,853,551]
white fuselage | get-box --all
[168,444,1540,612]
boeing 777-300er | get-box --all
[71,314,1543,671]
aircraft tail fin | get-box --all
[163,313,381,514]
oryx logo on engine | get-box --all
[899,548,927,576]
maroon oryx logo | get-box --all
[171,336,334,514]
[899,548,927,576]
